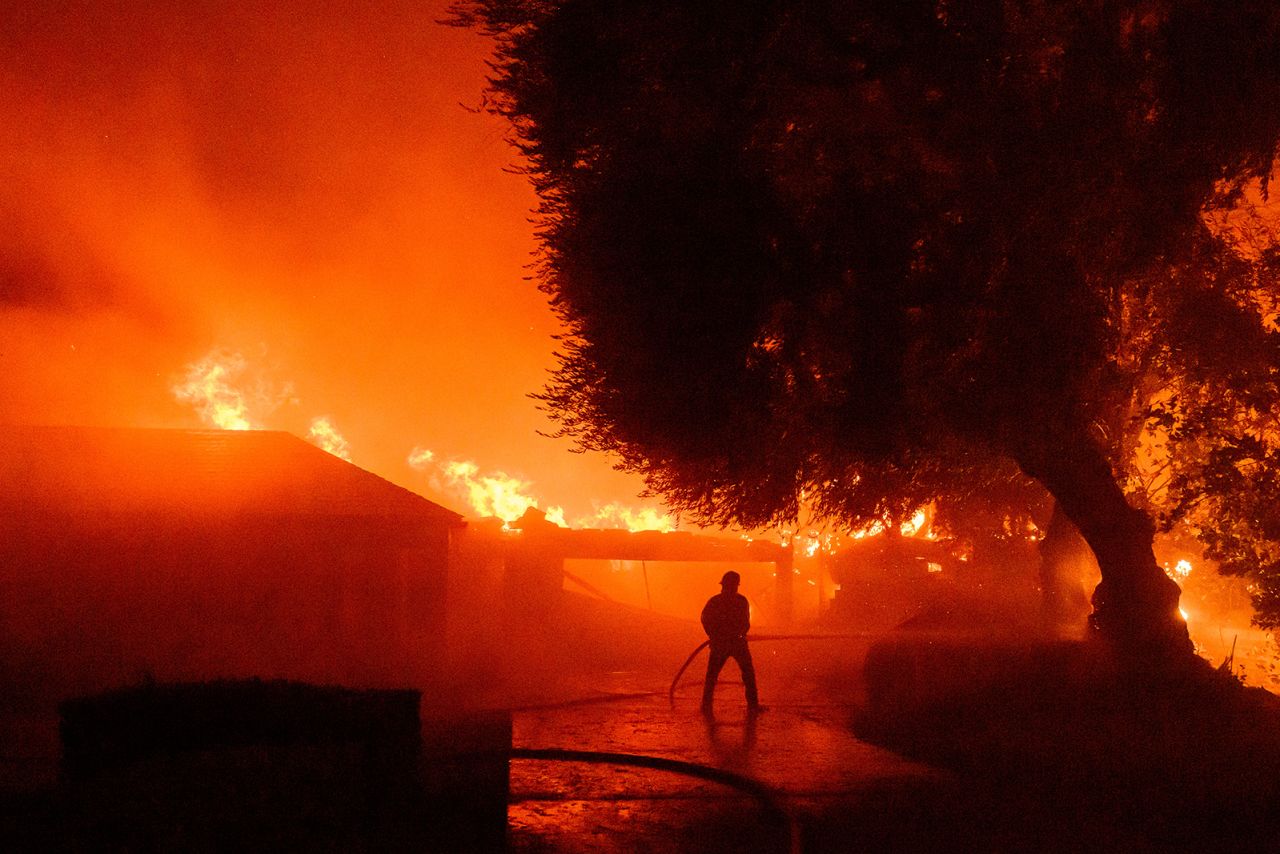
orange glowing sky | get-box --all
[0,0,670,524]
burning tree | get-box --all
[1133,203,1280,631]
[456,0,1280,661]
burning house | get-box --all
[0,425,463,784]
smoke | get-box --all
[0,0,680,524]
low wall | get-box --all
[57,681,511,852]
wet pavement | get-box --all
[506,668,947,853]
[497,630,1248,854]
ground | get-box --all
[6,593,1280,852]
[508,668,935,853]
[498,619,1280,853]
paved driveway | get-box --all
[507,667,945,853]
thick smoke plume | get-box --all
[0,0,660,520]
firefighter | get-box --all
[700,570,761,713]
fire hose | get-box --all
[450,634,872,854]
[445,746,802,854]
[668,633,868,706]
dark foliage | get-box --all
[1119,214,1280,627]
[859,636,1280,850]
[457,0,1280,655]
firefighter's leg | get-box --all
[734,645,759,707]
[702,646,729,709]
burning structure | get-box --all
[0,424,463,784]
[504,508,794,621]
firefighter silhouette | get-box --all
[700,570,760,712]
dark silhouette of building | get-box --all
[0,425,463,787]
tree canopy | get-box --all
[1130,201,1280,628]
[457,0,1280,659]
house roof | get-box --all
[1,425,465,527]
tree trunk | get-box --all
[1016,429,1193,663]
[1037,500,1097,638]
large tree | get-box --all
[1133,206,1280,629]
[457,0,1280,660]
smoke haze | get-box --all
[0,0,660,520]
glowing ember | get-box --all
[1165,559,1194,582]
[851,522,886,540]
[839,508,935,543]
[307,416,351,461]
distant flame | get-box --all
[850,522,886,540]
[575,502,676,532]
[442,459,550,523]
[172,348,294,431]
[899,509,928,537]
[1167,561,1193,622]
[307,416,351,460]
[407,446,673,531]
[408,447,560,524]
[406,447,435,468]
[173,350,254,430]
[1165,559,1194,582]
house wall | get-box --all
[0,510,449,786]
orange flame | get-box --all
[899,508,928,537]
[173,350,255,430]
[173,353,673,530]
[441,459,557,524]
[407,446,674,531]
[573,502,676,532]
[307,416,351,461]
[172,348,295,431]
[1165,559,1194,581]
[408,447,559,524]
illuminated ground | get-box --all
[504,667,1117,853]
[507,670,937,853]
[4,632,1275,851]
[501,641,1280,853]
